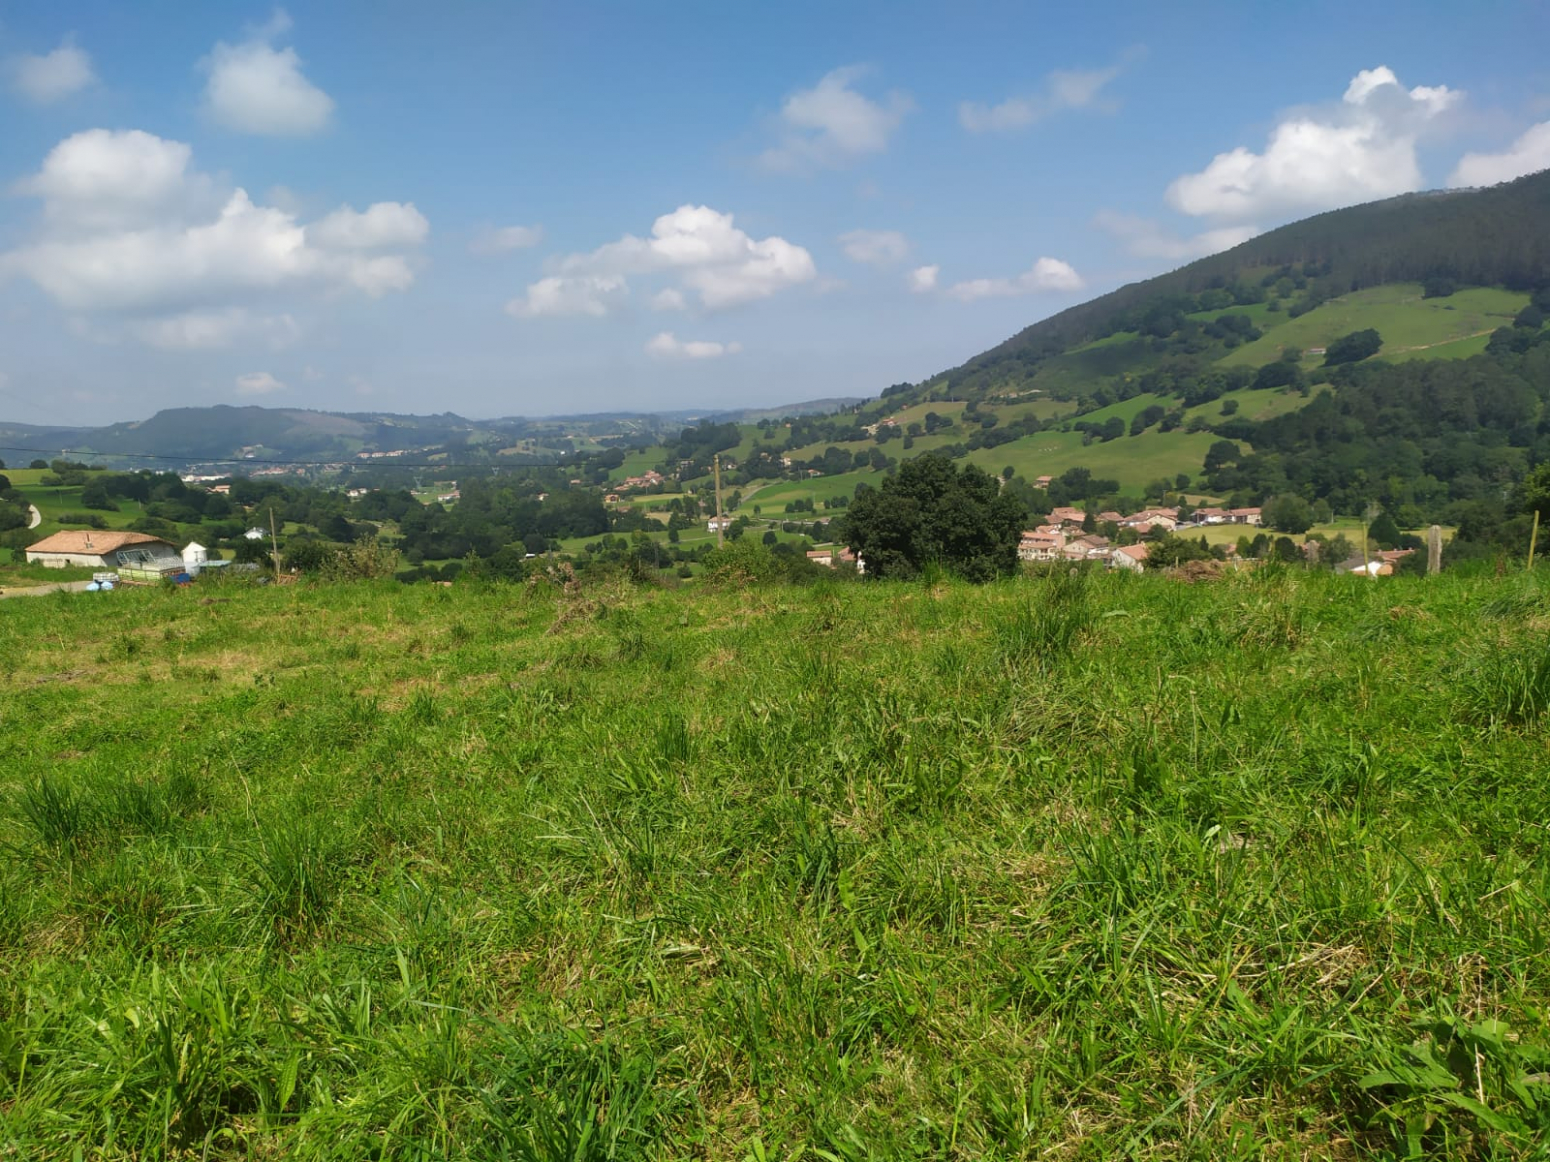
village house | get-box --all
[1335,548,1415,577]
[1228,507,1263,526]
[1338,556,1389,577]
[806,547,864,572]
[618,470,666,491]
[1018,529,1065,562]
[1110,543,1149,572]
[1034,475,1053,489]
[1047,506,1088,527]
[1119,507,1180,533]
[1062,534,1110,562]
[26,530,182,573]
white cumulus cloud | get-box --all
[505,275,628,318]
[946,257,1084,302]
[235,371,286,396]
[308,202,429,249]
[645,332,742,360]
[839,228,909,267]
[1093,211,1260,261]
[133,309,300,351]
[959,53,1139,134]
[1449,121,1550,188]
[759,66,912,171]
[470,224,544,254]
[1166,65,1459,222]
[513,204,814,316]
[907,264,939,293]
[202,10,334,136]
[17,129,213,232]
[650,287,687,311]
[0,129,426,346]
[9,38,96,104]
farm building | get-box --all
[25,531,183,573]
[181,541,229,576]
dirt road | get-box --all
[0,580,96,599]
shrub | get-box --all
[58,512,109,529]
[322,537,401,581]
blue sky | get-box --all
[1,0,1547,426]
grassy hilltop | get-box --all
[3,568,1550,1158]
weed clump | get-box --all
[1460,632,1550,725]
[997,569,1093,669]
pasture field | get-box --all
[964,427,1225,491]
[2,566,1550,1158]
[744,470,883,510]
[1219,284,1525,367]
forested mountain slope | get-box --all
[932,169,1550,399]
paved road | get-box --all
[0,580,96,599]
[27,504,41,529]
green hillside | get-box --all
[1217,284,1524,366]
[602,180,1550,515]
[941,168,1550,393]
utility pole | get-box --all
[713,454,724,549]
[1361,502,1375,580]
[269,506,282,581]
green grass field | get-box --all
[608,447,673,483]
[966,427,1226,490]
[1180,385,1320,426]
[3,567,1550,1157]
[745,469,885,510]
[1219,284,1525,367]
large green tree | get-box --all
[1519,462,1550,521]
[1368,510,1404,549]
[842,454,1028,582]
[1263,493,1315,534]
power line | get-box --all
[0,444,571,471]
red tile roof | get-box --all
[27,531,175,554]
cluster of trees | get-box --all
[1324,329,1383,366]
[671,422,742,473]
[392,479,610,563]
[37,459,105,487]
[1211,330,1550,517]
[0,474,29,534]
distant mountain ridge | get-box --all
[0,396,865,467]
